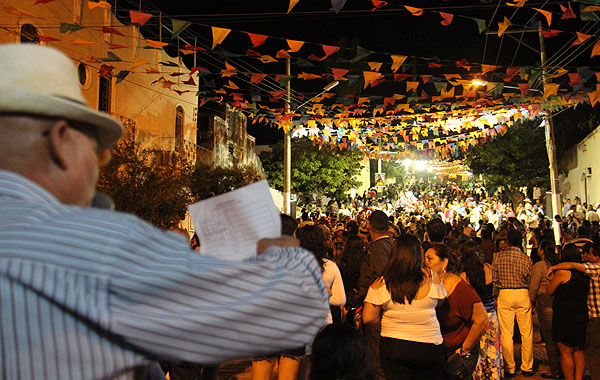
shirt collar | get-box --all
[0,169,62,207]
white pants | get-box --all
[497,289,534,373]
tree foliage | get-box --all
[260,138,363,201]
[97,139,194,229]
[190,163,264,201]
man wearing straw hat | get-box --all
[0,43,328,380]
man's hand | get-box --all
[546,267,555,280]
[257,236,299,255]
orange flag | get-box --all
[583,5,600,12]
[572,32,591,46]
[391,55,407,72]
[88,1,110,9]
[543,83,559,99]
[406,81,419,92]
[331,68,349,80]
[404,5,423,16]
[287,39,304,52]
[276,50,291,59]
[363,71,383,89]
[533,8,552,26]
[146,39,168,48]
[288,0,300,13]
[588,85,600,107]
[498,17,512,36]
[250,73,267,84]
[248,33,268,47]
[320,45,340,61]
[221,62,237,77]
[298,73,321,80]
[130,10,152,26]
[371,0,387,10]
[481,64,498,74]
[368,62,382,71]
[212,27,231,49]
[259,55,278,63]
[439,12,453,26]
[507,0,526,7]
[73,38,96,45]
[591,39,600,57]
[224,80,239,90]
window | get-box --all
[98,75,112,112]
[77,63,88,86]
[20,24,40,44]
[175,106,184,152]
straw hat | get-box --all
[0,44,123,147]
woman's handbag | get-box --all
[445,345,479,380]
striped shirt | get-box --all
[583,262,600,318]
[492,246,533,297]
[0,170,329,380]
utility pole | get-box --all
[538,25,562,245]
[283,58,292,215]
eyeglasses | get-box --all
[42,121,107,156]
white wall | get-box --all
[561,125,600,205]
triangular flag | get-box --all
[481,64,498,74]
[250,73,268,84]
[507,0,526,7]
[146,39,168,48]
[583,5,600,12]
[473,18,487,34]
[498,16,512,36]
[406,81,419,92]
[221,61,237,77]
[439,12,454,26]
[99,52,122,62]
[404,6,423,16]
[298,72,321,80]
[391,55,407,72]
[248,33,268,47]
[60,23,84,34]
[171,19,191,40]
[572,32,591,46]
[288,0,300,13]
[183,77,196,86]
[330,0,347,12]
[276,49,292,59]
[368,62,382,72]
[541,30,562,38]
[533,8,552,26]
[145,67,160,74]
[102,26,125,37]
[130,10,152,26]
[212,26,231,49]
[184,44,205,52]
[224,80,239,90]
[116,70,130,84]
[287,39,305,52]
[88,1,110,9]
[560,3,576,19]
[587,85,600,107]
[127,58,148,71]
[108,43,128,49]
[99,65,114,78]
[34,0,56,4]
[504,67,520,82]
[363,71,383,89]
[591,39,600,57]
[543,83,560,99]
[73,38,96,45]
[371,0,387,10]
[38,35,61,42]
[319,45,340,61]
[259,55,278,63]
[331,68,349,80]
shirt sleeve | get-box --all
[529,262,544,302]
[364,282,390,306]
[326,261,346,307]
[107,218,329,365]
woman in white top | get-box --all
[363,234,447,380]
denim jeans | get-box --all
[536,295,561,376]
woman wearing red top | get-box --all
[425,243,488,379]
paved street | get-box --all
[215,320,554,380]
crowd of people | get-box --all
[288,184,600,380]
[2,43,600,380]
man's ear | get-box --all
[45,120,71,170]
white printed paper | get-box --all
[187,180,281,260]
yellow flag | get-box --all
[533,8,552,26]
[212,27,231,50]
[498,17,512,36]
[543,83,559,99]
[287,39,305,52]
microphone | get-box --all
[91,192,115,210]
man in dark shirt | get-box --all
[358,210,393,380]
